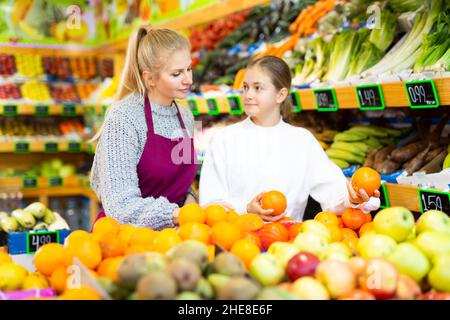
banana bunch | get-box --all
[326,125,405,169]
[314,130,339,150]
[0,202,68,233]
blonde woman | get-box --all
[90,27,198,230]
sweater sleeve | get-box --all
[306,132,380,215]
[93,108,178,230]
[199,132,230,207]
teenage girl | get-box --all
[199,56,379,221]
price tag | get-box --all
[68,141,81,153]
[187,99,199,116]
[35,105,49,116]
[418,189,450,215]
[227,96,243,115]
[290,91,301,113]
[27,231,59,253]
[206,98,219,115]
[405,80,439,109]
[62,103,77,116]
[22,176,37,188]
[44,141,59,153]
[356,84,385,110]
[379,184,390,209]
[313,88,338,112]
[15,141,29,153]
[49,176,63,187]
[87,143,95,155]
[3,104,18,116]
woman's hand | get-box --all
[246,192,287,222]
[346,181,380,204]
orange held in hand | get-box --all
[351,167,381,197]
[261,190,287,216]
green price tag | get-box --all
[356,84,385,111]
[405,80,439,109]
[27,231,59,253]
[44,141,59,153]
[62,103,77,116]
[206,98,220,116]
[313,88,338,112]
[49,176,63,187]
[68,141,81,153]
[35,105,49,116]
[15,141,30,153]
[87,143,95,155]
[227,96,243,115]
[187,99,199,116]
[418,189,450,214]
[290,91,301,113]
[3,104,18,116]
[22,176,38,188]
[379,184,390,209]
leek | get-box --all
[388,0,427,13]
[369,9,397,52]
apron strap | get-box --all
[174,101,190,138]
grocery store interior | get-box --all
[0,0,449,301]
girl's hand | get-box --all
[172,207,180,225]
[346,181,380,205]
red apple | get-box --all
[338,289,376,300]
[396,274,421,300]
[286,252,320,281]
[359,259,398,300]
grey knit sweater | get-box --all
[90,92,195,230]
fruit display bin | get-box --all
[0,229,71,255]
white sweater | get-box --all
[199,117,379,221]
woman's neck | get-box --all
[148,91,173,107]
[250,110,282,127]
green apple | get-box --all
[315,260,356,299]
[358,234,397,259]
[300,220,331,242]
[322,243,352,261]
[387,243,430,282]
[290,276,330,300]
[249,254,285,286]
[293,232,329,259]
[428,254,450,292]
[414,231,450,259]
[373,207,415,242]
[416,210,450,235]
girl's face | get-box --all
[147,49,193,104]
[242,66,286,120]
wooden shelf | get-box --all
[0,103,106,116]
[0,175,87,189]
[384,183,423,213]
[98,0,270,53]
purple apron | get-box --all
[93,96,197,225]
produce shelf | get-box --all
[98,0,271,53]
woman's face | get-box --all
[148,49,193,103]
[242,66,283,119]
